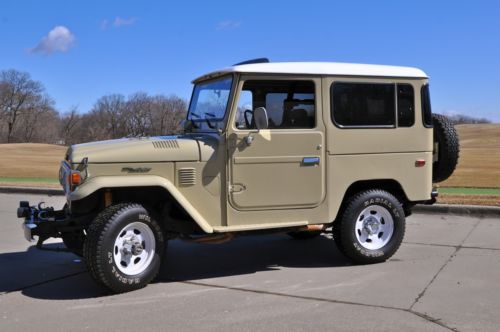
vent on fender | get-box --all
[152,140,179,149]
[178,168,196,186]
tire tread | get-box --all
[432,114,460,183]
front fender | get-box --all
[69,175,213,233]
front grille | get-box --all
[178,168,196,186]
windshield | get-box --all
[187,75,233,131]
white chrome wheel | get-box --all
[355,205,394,250]
[113,222,156,275]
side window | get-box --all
[397,84,414,127]
[421,84,433,127]
[235,80,315,129]
[331,83,395,127]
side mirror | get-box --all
[253,107,268,130]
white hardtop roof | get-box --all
[193,61,428,83]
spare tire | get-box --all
[432,114,460,183]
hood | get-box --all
[69,135,218,164]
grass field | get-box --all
[436,124,500,206]
[0,124,499,205]
[439,124,500,188]
[0,143,66,188]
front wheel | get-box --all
[333,190,405,264]
[83,203,165,293]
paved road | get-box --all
[0,193,499,331]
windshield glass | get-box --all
[187,75,233,130]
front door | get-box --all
[227,76,325,211]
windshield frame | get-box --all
[186,74,236,132]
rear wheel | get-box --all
[83,203,165,293]
[333,190,405,264]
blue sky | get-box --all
[1,0,499,122]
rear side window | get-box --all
[331,83,395,127]
[421,84,433,127]
[397,84,414,127]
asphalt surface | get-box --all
[0,193,499,332]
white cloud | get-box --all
[216,20,241,31]
[30,26,75,55]
[113,17,137,27]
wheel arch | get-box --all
[69,175,213,233]
[335,179,411,221]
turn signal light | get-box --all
[70,171,82,185]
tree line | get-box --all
[0,69,187,145]
[446,114,491,125]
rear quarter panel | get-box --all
[322,76,433,219]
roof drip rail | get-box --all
[233,58,270,66]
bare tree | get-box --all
[60,106,81,145]
[123,92,153,136]
[91,94,126,139]
[150,95,186,135]
[0,69,44,143]
[20,94,55,142]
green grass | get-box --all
[439,187,500,195]
[0,176,58,184]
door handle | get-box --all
[302,157,320,166]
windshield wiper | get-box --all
[186,112,200,130]
[204,112,217,129]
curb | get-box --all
[414,204,500,217]
[0,186,64,196]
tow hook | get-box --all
[17,201,68,246]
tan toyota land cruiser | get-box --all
[17,59,459,293]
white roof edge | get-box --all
[193,62,428,83]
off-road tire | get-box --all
[432,114,460,183]
[83,203,165,293]
[62,231,85,257]
[334,190,405,264]
[287,231,322,240]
